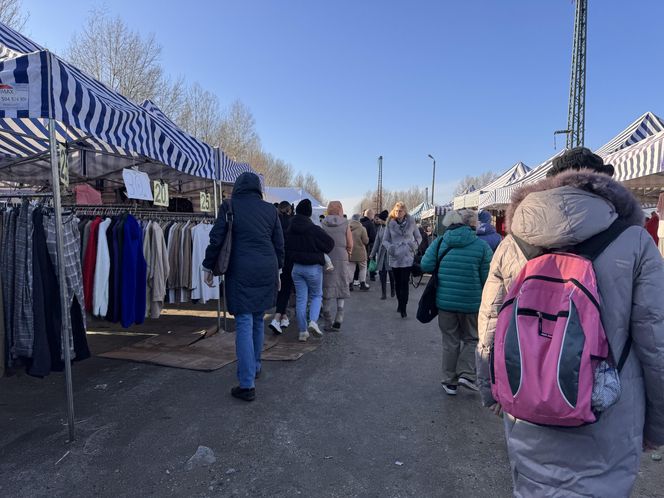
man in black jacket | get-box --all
[285,199,335,342]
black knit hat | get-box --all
[378,210,389,221]
[296,198,313,217]
[547,147,614,178]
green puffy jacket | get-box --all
[420,225,493,313]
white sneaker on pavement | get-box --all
[458,377,479,391]
[308,321,323,337]
[280,317,290,329]
[269,319,283,335]
[298,331,310,342]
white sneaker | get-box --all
[280,317,290,329]
[307,321,323,338]
[298,331,310,342]
[269,319,283,335]
[353,280,360,286]
[458,377,479,391]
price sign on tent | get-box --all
[122,168,154,201]
[153,181,169,207]
[200,191,212,212]
[57,142,69,187]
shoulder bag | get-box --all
[416,237,451,324]
[212,200,233,276]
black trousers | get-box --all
[392,266,411,311]
[275,263,294,314]
[379,269,395,296]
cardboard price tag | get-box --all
[58,142,69,187]
[199,191,212,212]
[153,181,169,207]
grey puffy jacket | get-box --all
[476,170,664,497]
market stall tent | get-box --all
[453,162,531,209]
[485,112,664,209]
[263,186,326,220]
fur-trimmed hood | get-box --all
[506,169,644,248]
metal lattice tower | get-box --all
[566,0,588,149]
[376,155,383,212]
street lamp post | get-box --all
[427,154,436,204]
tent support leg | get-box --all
[49,119,76,442]
[213,180,222,332]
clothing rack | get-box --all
[70,204,225,333]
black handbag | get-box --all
[416,237,451,324]
[212,200,233,276]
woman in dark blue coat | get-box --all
[203,172,284,401]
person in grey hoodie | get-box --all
[476,210,502,251]
[476,147,664,497]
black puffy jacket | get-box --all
[285,214,334,266]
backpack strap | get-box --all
[571,218,631,261]
[511,234,545,261]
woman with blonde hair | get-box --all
[320,201,353,330]
[382,201,421,318]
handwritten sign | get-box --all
[153,181,169,207]
[122,168,153,201]
[199,191,211,212]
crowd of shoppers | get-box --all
[203,148,664,496]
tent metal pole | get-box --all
[48,119,76,442]
[212,179,222,332]
[46,49,76,442]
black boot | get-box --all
[380,279,387,300]
[390,280,395,298]
[231,386,256,402]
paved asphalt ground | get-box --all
[1,279,662,497]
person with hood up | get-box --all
[421,208,492,395]
[476,210,502,251]
[348,214,370,291]
[370,210,395,300]
[476,147,664,497]
[203,172,284,402]
[321,201,353,330]
[382,201,422,318]
[285,199,335,342]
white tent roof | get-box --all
[263,186,325,210]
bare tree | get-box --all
[293,172,324,204]
[177,83,221,145]
[0,0,28,31]
[356,186,428,215]
[67,8,174,107]
[454,171,499,196]
[218,100,260,161]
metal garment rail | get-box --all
[69,202,225,334]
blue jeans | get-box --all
[291,263,323,332]
[234,312,265,388]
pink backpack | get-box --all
[491,221,631,426]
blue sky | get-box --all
[18,0,664,210]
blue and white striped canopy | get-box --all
[454,161,531,209]
[218,149,255,183]
[485,112,664,208]
[0,22,218,180]
[602,130,664,184]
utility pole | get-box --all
[428,154,436,204]
[566,0,588,148]
[377,155,383,212]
